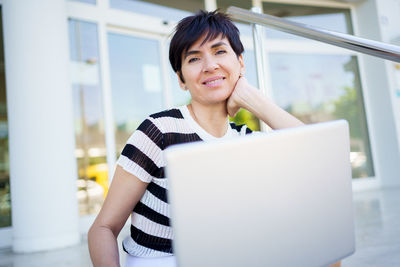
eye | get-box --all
[188,57,199,63]
[216,49,227,55]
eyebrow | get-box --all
[184,41,228,60]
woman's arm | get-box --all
[88,165,148,267]
[227,77,304,129]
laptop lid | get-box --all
[165,120,355,267]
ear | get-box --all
[177,72,187,90]
[238,54,246,76]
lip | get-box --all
[202,76,225,87]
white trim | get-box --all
[98,16,117,184]
[350,5,381,186]
[160,38,173,109]
[105,27,170,110]
[98,0,108,9]
[261,0,353,9]
[252,0,263,9]
[356,55,381,185]
[251,6,273,132]
[66,1,101,24]
[204,0,217,11]
[66,1,175,36]
[0,227,12,249]
[107,25,166,40]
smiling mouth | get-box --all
[203,77,225,86]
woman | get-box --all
[89,10,338,267]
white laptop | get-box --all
[165,120,355,267]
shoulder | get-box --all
[149,108,184,120]
[229,122,253,135]
[134,108,186,145]
[138,108,183,133]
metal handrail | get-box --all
[227,6,400,63]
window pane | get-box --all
[268,54,374,178]
[262,3,353,40]
[110,0,204,21]
[170,66,191,107]
[0,8,11,228]
[108,33,164,154]
[68,19,108,215]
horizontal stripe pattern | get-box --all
[132,213,173,239]
[130,225,173,253]
[117,155,154,183]
[126,130,164,167]
[137,119,163,149]
[134,202,170,227]
[140,187,170,217]
[118,108,253,257]
[164,132,202,148]
[121,144,164,178]
[147,181,168,203]
[123,236,173,257]
[152,116,197,134]
[150,109,183,119]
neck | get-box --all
[188,101,229,138]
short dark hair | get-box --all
[169,10,244,83]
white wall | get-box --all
[3,0,80,252]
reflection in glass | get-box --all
[68,19,108,215]
[108,33,164,154]
[0,9,11,228]
[110,0,204,22]
[262,3,352,40]
[269,54,374,178]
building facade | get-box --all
[0,0,399,252]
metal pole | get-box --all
[227,6,400,63]
[251,7,271,132]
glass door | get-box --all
[108,30,169,155]
[262,2,374,179]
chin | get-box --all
[209,90,232,103]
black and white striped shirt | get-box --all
[117,105,252,257]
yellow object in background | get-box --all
[86,163,109,197]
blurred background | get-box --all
[0,0,399,266]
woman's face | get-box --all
[179,34,245,106]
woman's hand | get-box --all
[227,76,252,117]
[227,75,304,129]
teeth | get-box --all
[205,78,223,85]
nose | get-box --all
[202,54,219,73]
